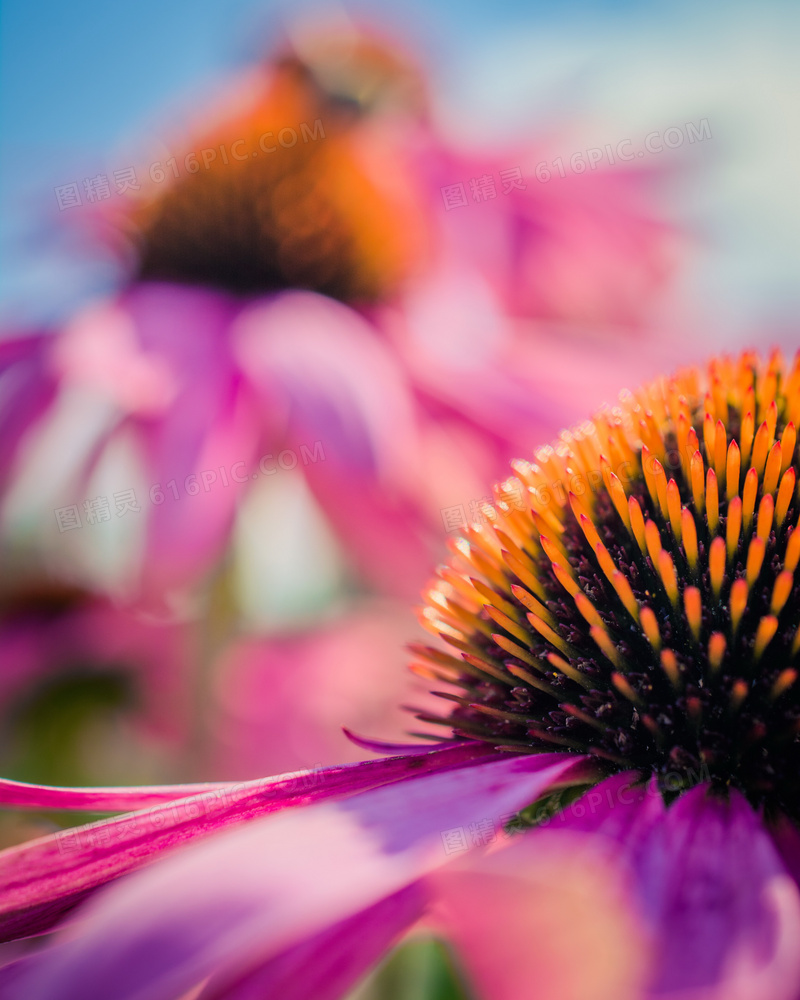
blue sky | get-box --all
[2,0,798,343]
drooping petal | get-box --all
[0,752,585,1000]
[196,882,426,1000]
[769,813,800,890]
[0,742,496,942]
[543,779,800,997]
[632,786,800,999]
[342,728,451,756]
[118,283,261,595]
[233,291,433,598]
[0,777,235,812]
[430,832,649,1000]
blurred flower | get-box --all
[0,22,684,602]
[0,576,193,787]
[204,601,443,777]
[2,351,800,998]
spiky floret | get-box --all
[411,350,800,819]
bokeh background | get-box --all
[1,1,798,995]
[3,0,800,338]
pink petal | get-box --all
[1,753,584,1000]
[0,742,496,942]
[196,882,426,1000]
[233,292,433,597]
[430,832,650,1000]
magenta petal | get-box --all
[1,753,582,1000]
[0,742,497,942]
[197,882,426,1000]
[342,729,455,755]
[0,778,236,812]
[542,772,666,845]
[636,786,800,997]
[770,814,800,890]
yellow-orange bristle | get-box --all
[712,379,728,426]
[726,496,742,562]
[629,496,647,551]
[746,536,766,587]
[757,493,774,542]
[708,632,726,671]
[653,459,669,521]
[508,584,556,627]
[607,472,632,530]
[690,450,705,514]
[590,626,623,668]
[772,668,798,699]
[786,526,800,573]
[763,442,782,496]
[611,672,641,704]
[754,615,779,660]
[645,519,663,567]
[485,606,530,646]
[501,552,546,602]
[547,653,593,690]
[574,592,604,629]
[713,418,727,481]
[666,479,682,542]
[729,578,749,635]
[472,578,517,618]
[792,624,800,658]
[594,542,619,586]
[528,613,574,658]
[578,512,602,551]
[490,633,544,671]
[742,468,758,533]
[549,562,580,599]
[771,570,794,615]
[660,648,681,687]
[709,536,726,598]
[641,445,659,508]
[681,507,699,572]
[703,412,716,468]
[640,606,661,650]
[611,570,640,622]
[766,398,778,443]
[707,469,719,533]
[540,535,572,577]
[658,550,679,607]
[684,586,702,641]
[777,468,796,529]
[740,411,755,467]
[780,422,796,476]
[731,679,749,709]
[726,439,741,501]
[751,421,771,478]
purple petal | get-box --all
[1,752,584,1000]
[197,882,426,1000]
[540,772,666,847]
[342,729,453,755]
[635,786,800,997]
[0,742,496,941]
[770,814,800,890]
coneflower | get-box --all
[414,347,800,820]
[3,351,799,1000]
